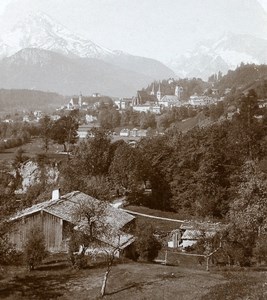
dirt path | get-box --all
[121,208,185,223]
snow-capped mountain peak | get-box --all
[0,11,175,96]
[0,11,115,59]
[168,32,267,79]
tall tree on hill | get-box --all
[192,124,231,218]
[39,115,53,153]
[194,147,230,218]
[98,107,121,129]
[137,136,172,210]
[109,142,146,197]
[224,161,267,265]
[236,89,262,159]
[76,128,112,176]
[50,115,78,153]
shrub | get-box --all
[0,239,23,267]
[0,142,5,151]
[135,224,162,262]
[24,227,47,270]
[68,231,89,269]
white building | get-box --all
[33,111,42,118]
[50,115,61,121]
[77,124,100,139]
[85,114,97,123]
[114,98,132,110]
[159,95,182,108]
[175,85,183,99]
[188,95,214,106]
[120,129,130,137]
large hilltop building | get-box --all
[131,83,183,113]
[67,93,83,110]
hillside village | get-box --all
[0,24,267,300]
[0,72,247,141]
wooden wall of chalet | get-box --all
[9,211,69,252]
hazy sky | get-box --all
[0,0,267,62]
[258,0,267,10]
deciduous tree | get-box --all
[50,115,78,152]
[39,115,53,153]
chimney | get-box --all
[52,189,60,200]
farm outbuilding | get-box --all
[179,221,223,249]
[168,221,224,249]
[8,191,135,253]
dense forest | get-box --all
[50,89,266,217]
[213,63,267,98]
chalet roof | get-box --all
[102,232,135,250]
[120,128,130,133]
[181,229,202,240]
[10,191,135,249]
[76,225,135,250]
[181,229,216,240]
[11,191,134,227]
[180,221,223,232]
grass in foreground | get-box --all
[2,260,267,300]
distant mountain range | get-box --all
[168,33,267,80]
[0,48,167,97]
[0,12,174,97]
[1,11,267,95]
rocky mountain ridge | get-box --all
[168,33,267,79]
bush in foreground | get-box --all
[24,227,47,270]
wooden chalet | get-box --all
[8,191,135,253]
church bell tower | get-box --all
[157,83,162,101]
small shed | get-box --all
[179,221,222,249]
[180,229,203,248]
[168,229,182,248]
[168,221,224,249]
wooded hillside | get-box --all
[0,89,66,114]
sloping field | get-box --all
[1,262,267,300]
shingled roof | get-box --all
[136,91,157,103]
[10,191,135,249]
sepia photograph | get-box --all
[0,0,267,299]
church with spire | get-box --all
[132,81,184,113]
[157,83,162,102]
[155,82,183,108]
